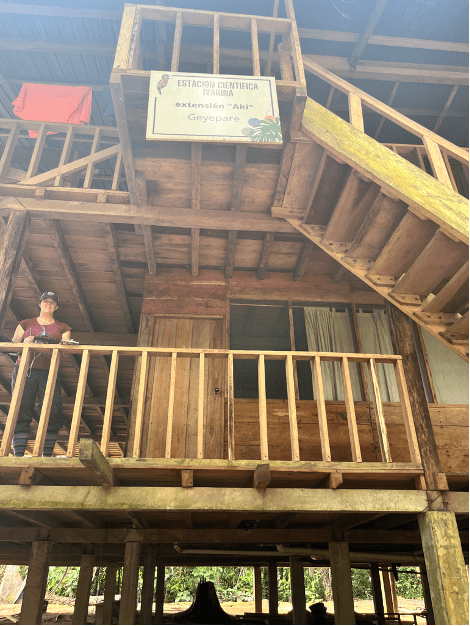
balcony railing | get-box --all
[0,343,421,466]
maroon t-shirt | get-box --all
[16,318,71,369]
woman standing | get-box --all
[11,291,71,457]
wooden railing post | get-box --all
[285,354,300,461]
[251,19,260,76]
[32,348,61,456]
[197,353,205,459]
[132,351,149,458]
[0,124,20,182]
[393,358,421,464]
[348,93,364,132]
[423,136,454,189]
[171,10,183,72]
[258,354,269,461]
[0,345,30,456]
[313,355,331,462]
[113,4,142,70]
[368,357,392,463]
[54,125,76,187]
[340,356,362,462]
[227,353,235,460]
[67,349,90,457]
[101,350,119,456]
[213,14,220,74]
[165,352,178,458]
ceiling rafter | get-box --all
[349,0,390,70]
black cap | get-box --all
[39,292,59,304]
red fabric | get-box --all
[12,84,92,137]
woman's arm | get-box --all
[11,324,29,343]
[61,330,71,341]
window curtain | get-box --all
[421,329,469,404]
[356,309,400,402]
[304,307,362,401]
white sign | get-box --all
[146,71,282,143]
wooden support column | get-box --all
[419,564,435,625]
[140,553,156,625]
[19,541,51,625]
[253,566,262,613]
[72,552,95,625]
[268,561,279,616]
[370,562,385,625]
[385,302,447,491]
[418,511,469,625]
[329,542,355,625]
[100,565,117,626]
[0,211,30,330]
[154,560,165,625]
[381,566,394,616]
[289,556,307,625]
[119,542,141,625]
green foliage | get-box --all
[46,567,80,598]
[395,567,422,600]
[351,568,373,600]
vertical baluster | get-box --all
[227,353,235,460]
[32,348,61,457]
[340,356,362,462]
[393,359,421,464]
[0,345,31,456]
[258,354,268,461]
[54,125,75,186]
[197,353,205,459]
[423,136,453,188]
[132,351,149,458]
[83,128,102,189]
[111,149,123,190]
[285,354,300,461]
[67,349,90,457]
[213,14,220,74]
[265,0,280,77]
[171,10,183,72]
[313,355,331,462]
[348,93,364,132]
[368,358,392,462]
[26,123,48,179]
[101,350,119,456]
[251,19,260,76]
[165,352,178,458]
[0,124,20,181]
[442,153,459,193]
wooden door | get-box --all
[141,316,225,459]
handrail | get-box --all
[301,55,469,189]
[0,343,421,466]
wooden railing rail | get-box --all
[301,56,469,187]
[113,3,306,86]
[0,120,122,189]
[0,343,421,465]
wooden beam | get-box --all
[433,85,459,133]
[73,552,95,625]
[225,145,247,278]
[293,240,314,281]
[155,561,165,625]
[370,562,385,624]
[103,223,135,333]
[45,218,95,330]
[289,556,307,624]
[119,542,141,625]
[349,0,390,69]
[101,565,118,625]
[253,463,271,490]
[191,143,202,278]
[79,438,115,487]
[374,82,399,140]
[253,566,262,613]
[329,542,355,624]
[140,553,156,625]
[0,211,30,330]
[257,233,275,280]
[268,561,278,616]
[18,541,52,625]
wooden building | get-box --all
[0,1,468,623]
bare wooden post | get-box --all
[381,566,394,615]
[268,561,279,616]
[285,354,300,461]
[386,302,448,491]
[140,553,156,625]
[258,354,269,461]
[0,124,20,181]
[419,564,435,625]
[213,13,219,74]
[101,565,118,626]
[101,350,119,455]
[418,511,469,625]
[289,556,307,624]
[393,359,422,464]
[154,560,165,625]
[19,541,51,625]
[253,566,262,613]
[287,301,300,399]
[371,562,385,625]
[367,358,392,463]
[313,356,331,461]
[197,353,205,458]
[348,93,364,132]
[165,352,178,458]
[227,353,235,460]
[329,542,356,624]
[171,10,183,72]
[32,348,61,456]
[67,349,90,456]
[0,211,31,330]
[340,356,362,462]
[133,351,149,458]
[119,542,141,625]
[0,345,31,456]
[423,136,453,188]
[72,552,95,625]
[251,19,260,76]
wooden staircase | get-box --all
[273,66,468,360]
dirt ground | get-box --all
[0,597,426,624]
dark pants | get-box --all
[11,366,63,457]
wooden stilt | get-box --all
[119,542,141,625]
[72,552,94,625]
[100,565,117,626]
[0,211,31,330]
[381,566,394,615]
[386,302,447,491]
[289,556,307,625]
[389,569,398,614]
[268,561,279,616]
[418,511,469,625]
[253,566,262,613]
[370,562,385,624]
[154,560,165,625]
[19,541,51,625]
[329,542,356,624]
[140,553,156,625]
[419,564,435,625]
